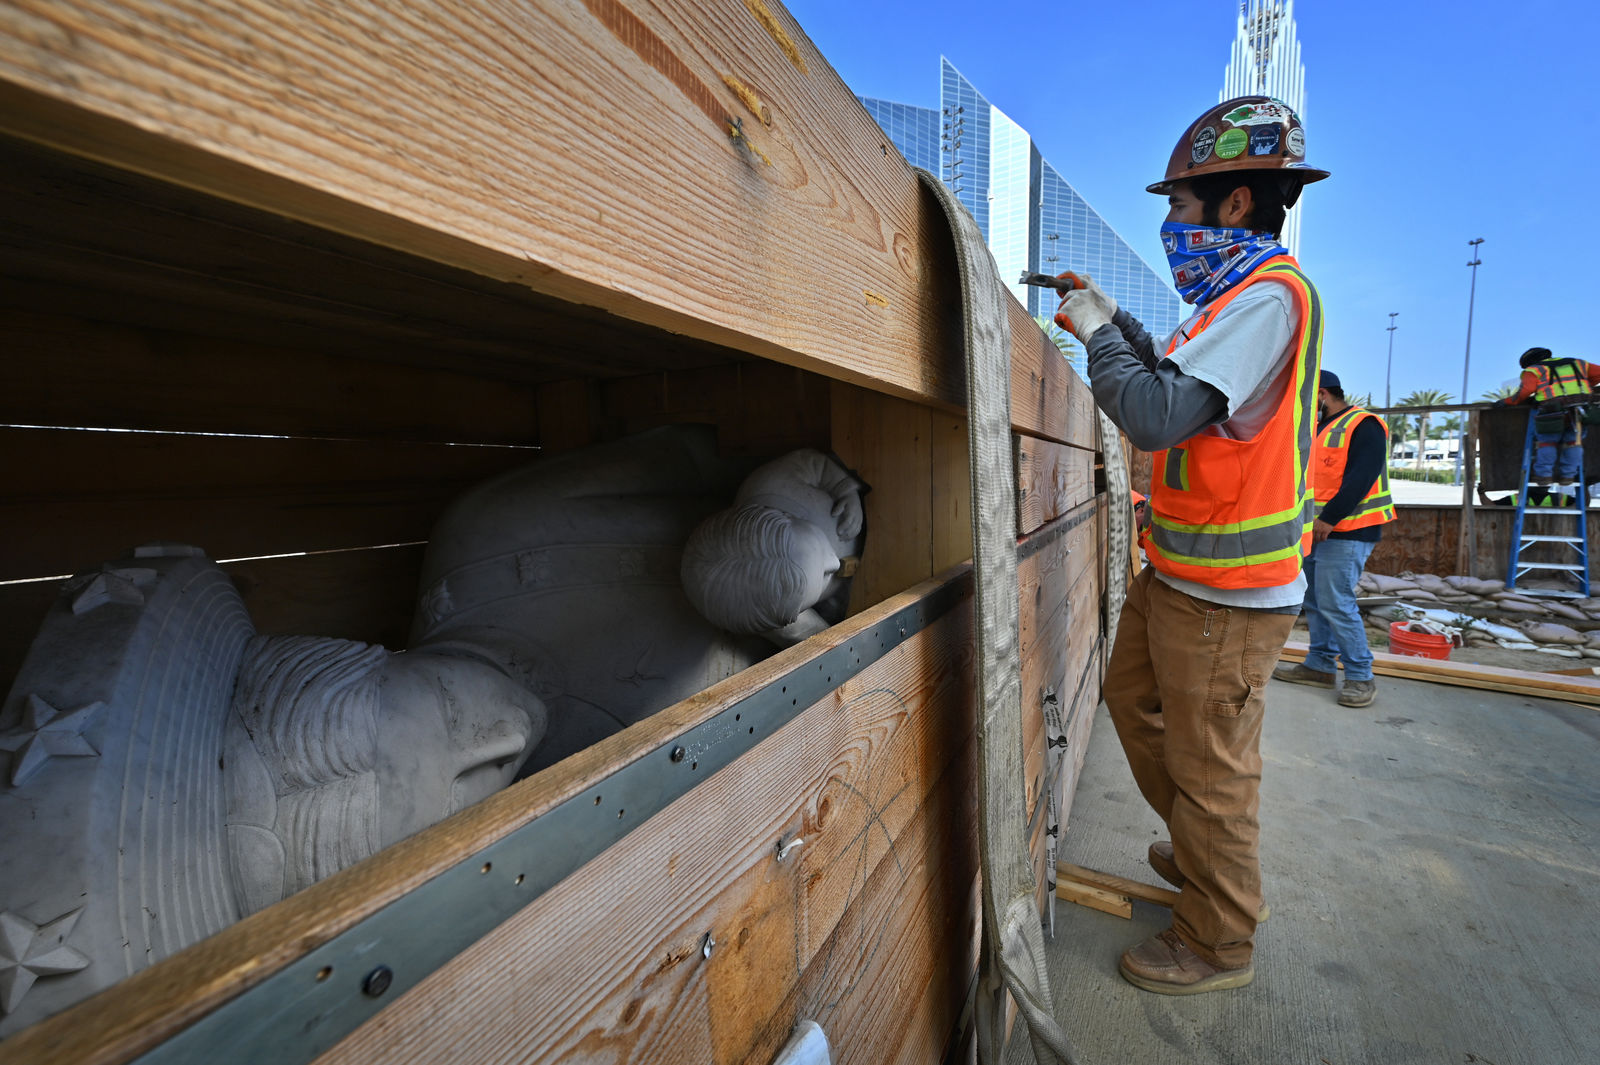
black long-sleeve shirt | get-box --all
[1317,412,1387,542]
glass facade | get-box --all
[859,58,1182,368]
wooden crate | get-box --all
[0,2,1107,1061]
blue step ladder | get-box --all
[1507,405,1590,597]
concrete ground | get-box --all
[1005,668,1600,1065]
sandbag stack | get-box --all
[1354,571,1600,658]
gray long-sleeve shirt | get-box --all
[1087,284,1306,610]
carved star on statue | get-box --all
[68,564,157,615]
[0,694,105,787]
[0,908,91,1015]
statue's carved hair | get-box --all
[681,504,810,633]
[231,635,388,890]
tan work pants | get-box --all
[1105,566,1295,970]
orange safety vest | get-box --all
[1524,357,1592,402]
[1145,256,1322,589]
[1313,406,1396,531]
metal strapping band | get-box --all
[133,579,966,1065]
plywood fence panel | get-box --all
[311,579,980,1065]
[0,0,1095,447]
[0,426,538,581]
[1016,435,1095,536]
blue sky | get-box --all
[785,0,1596,406]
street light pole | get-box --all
[1385,312,1399,408]
[1457,238,1485,485]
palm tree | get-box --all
[1481,383,1518,402]
[1399,389,1455,470]
[1034,315,1083,371]
[1437,413,1464,469]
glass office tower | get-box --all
[860,59,1181,366]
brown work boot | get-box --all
[1338,678,1377,707]
[1272,662,1335,688]
[1119,928,1254,995]
[1148,841,1270,922]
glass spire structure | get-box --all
[1221,0,1309,258]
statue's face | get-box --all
[788,520,842,609]
[373,653,546,845]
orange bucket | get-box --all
[1388,620,1453,661]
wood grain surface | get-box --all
[1016,434,1096,537]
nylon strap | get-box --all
[1098,411,1132,656]
[914,169,1078,1065]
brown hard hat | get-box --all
[1148,96,1329,204]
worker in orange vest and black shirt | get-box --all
[1273,371,1395,707]
[1054,96,1326,996]
[1496,347,1600,485]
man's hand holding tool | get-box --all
[1018,270,1119,343]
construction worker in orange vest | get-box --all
[1273,371,1395,706]
[1054,96,1325,996]
[1496,347,1600,484]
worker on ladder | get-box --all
[1497,346,1600,486]
[1053,96,1326,997]
[1273,371,1395,707]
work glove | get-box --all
[1053,272,1117,343]
[1491,397,1508,408]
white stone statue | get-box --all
[0,425,866,1032]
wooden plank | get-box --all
[930,411,971,574]
[1056,863,1178,910]
[1018,499,1100,818]
[1,567,976,1065]
[0,307,543,443]
[0,138,742,388]
[1053,879,1132,920]
[597,361,834,456]
[0,426,537,581]
[0,1,1091,441]
[1458,410,1480,574]
[1278,641,1600,707]
[1015,434,1094,537]
[314,576,979,1065]
[832,382,934,613]
[1008,303,1096,448]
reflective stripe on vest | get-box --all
[1313,406,1396,531]
[1144,257,1322,588]
[1528,358,1591,402]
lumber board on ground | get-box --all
[1279,641,1600,706]
[1052,879,1131,920]
[0,426,537,581]
[0,0,1090,445]
[3,568,979,1065]
[1056,862,1178,910]
[1015,434,1095,536]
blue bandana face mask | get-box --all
[1160,222,1285,305]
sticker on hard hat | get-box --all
[1285,127,1305,157]
[1222,100,1296,127]
[1191,126,1217,165]
[1215,128,1247,159]
[1248,125,1281,156]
